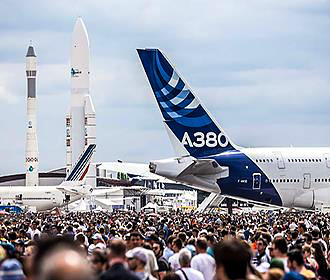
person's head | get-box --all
[192,228,199,237]
[33,237,95,280]
[178,249,192,268]
[291,230,299,240]
[0,259,25,280]
[126,247,148,272]
[90,249,107,275]
[303,233,312,245]
[32,221,38,230]
[297,223,306,235]
[108,239,127,261]
[195,238,208,254]
[166,235,175,249]
[162,272,181,280]
[178,232,187,245]
[287,249,304,271]
[130,232,143,249]
[214,239,250,280]
[172,238,183,253]
[75,233,86,245]
[256,238,267,254]
[302,244,312,258]
[263,268,284,280]
[152,240,164,258]
[272,237,287,258]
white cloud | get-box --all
[1,0,330,174]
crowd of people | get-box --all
[0,209,329,280]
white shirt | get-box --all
[191,253,215,280]
[27,228,40,240]
[176,267,205,280]
[169,252,181,271]
[142,248,159,274]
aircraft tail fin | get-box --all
[61,144,96,186]
[137,49,238,158]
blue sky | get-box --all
[1,0,330,174]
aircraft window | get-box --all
[276,179,279,183]
[288,159,291,162]
[319,159,322,162]
[279,179,282,183]
[267,159,269,162]
[270,159,273,162]
[295,159,297,162]
[298,159,301,162]
[312,159,315,162]
[322,179,324,182]
[263,159,266,162]
[318,179,321,182]
[290,179,292,183]
[256,159,258,162]
[302,159,304,162]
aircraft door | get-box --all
[253,173,261,190]
[303,173,311,189]
[273,152,285,169]
[324,154,330,168]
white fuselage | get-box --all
[241,147,330,208]
[151,147,330,209]
[0,186,83,211]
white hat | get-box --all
[92,233,103,241]
[126,248,148,264]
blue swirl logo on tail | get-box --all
[137,49,236,157]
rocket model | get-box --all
[25,45,39,186]
[66,18,96,183]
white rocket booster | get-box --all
[66,18,96,181]
[25,45,39,186]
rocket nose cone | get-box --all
[26,46,36,57]
[72,17,89,44]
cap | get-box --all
[92,233,103,241]
[126,248,148,264]
[0,259,24,280]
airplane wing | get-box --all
[178,159,228,176]
[97,162,180,184]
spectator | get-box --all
[214,239,250,280]
[169,238,183,271]
[252,238,270,270]
[287,249,315,279]
[126,247,157,280]
[90,249,107,276]
[152,239,170,278]
[175,249,204,280]
[191,238,215,280]
[272,237,289,272]
[100,239,139,280]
